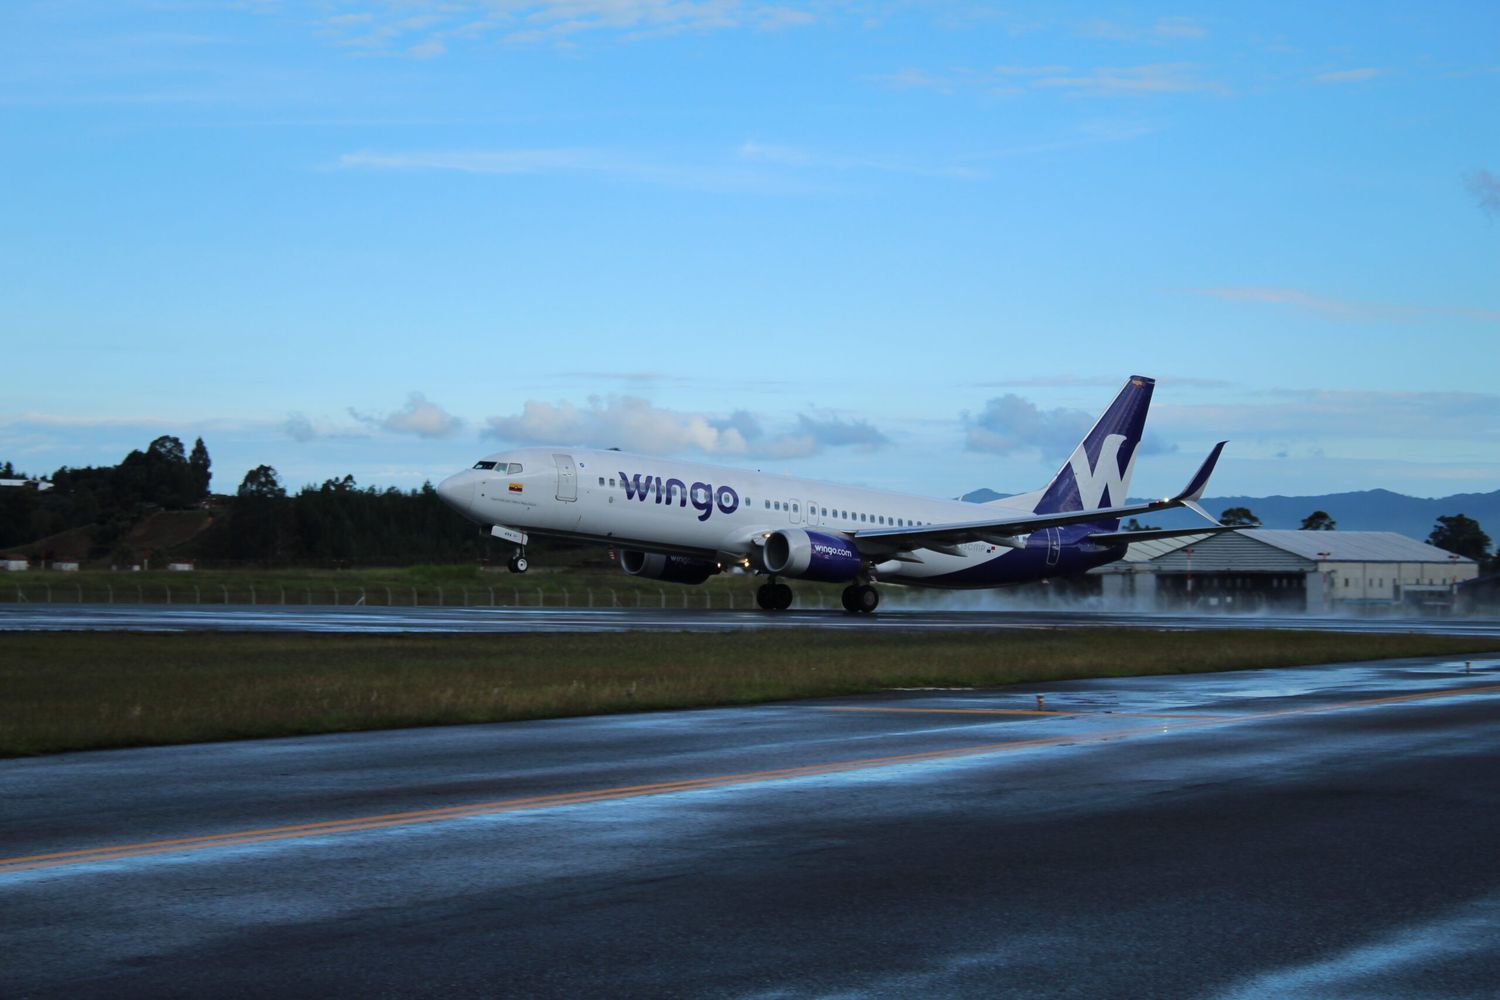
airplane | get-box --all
[435,375,1231,613]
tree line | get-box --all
[2,437,1495,569]
[1,437,494,566]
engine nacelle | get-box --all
[618,550,719,585]
[762,529,863,583]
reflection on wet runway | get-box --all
[4,602,1500,637]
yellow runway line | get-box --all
[5,683,1499,875]
[819,706,1227,719]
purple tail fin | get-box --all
[1033,376,1154,515]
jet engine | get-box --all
[762,529,864,583]
[618,550,720,585]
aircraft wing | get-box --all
[852,442,1227,557]
[1084,525,1238,545]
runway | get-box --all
[5,602,1500,637]
[4,655,1500,998]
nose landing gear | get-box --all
[507,549,529,574]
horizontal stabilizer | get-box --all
[1086,525,1240,546]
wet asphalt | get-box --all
[3,656,1500,998]
[5,602,1500,637]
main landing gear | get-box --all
[754,579,880,614]
[756,579,794,611]
[507,548,529,574]
[841,584,879,614]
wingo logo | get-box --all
[812,542,855,559]
[620,472,740,522]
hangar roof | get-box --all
[1133,529,1475,574]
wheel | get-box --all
[852,585,879,614]
[773,583,794,610]
[509,556,529,574]
[840,586,859,613]
[756,583,775,610]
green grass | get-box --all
[2,630,1496,757]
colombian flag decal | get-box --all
[508,482,524,494]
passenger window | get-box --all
[774,501,781,510]
[792,504,799,513]
[610,478,616,487]
[598,477,605,486]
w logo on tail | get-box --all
[1067,434,1136,510]
[1032,376,1153,515]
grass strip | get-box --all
[2,630,1497,757]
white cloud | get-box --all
[316,1,819,55]
[1078,17,1207,43]
[1033,63,1224,96]
[1189,287,1500,323]
[346,392,463,439]
[963,395,1093,456]
[874,63,1224,98]
[481,396,889,459]
[1154,389,1500,450]
[1313,67,1383,85]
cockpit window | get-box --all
[508,463,523,474]
[473,461,496,470]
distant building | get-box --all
[1092,529,1478,613]
[166,562,195,572]
[0,478,52,491]
[2,557,28,572]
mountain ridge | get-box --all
[958,486,1500,540]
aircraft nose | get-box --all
[436,472,474,512]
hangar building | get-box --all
[1092,529,1478,613]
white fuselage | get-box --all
[438,446,1042,586]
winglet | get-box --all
[1174,441,1226,504]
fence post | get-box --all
[535,587,543,607]
[221,584,229,604]
[462,587,468,607]
[195,585,201,604]
[77,583,84,603]
[306,589,312,605]
[489,587,495,607]
[278,587,283,605]
[250,585,256,606]
[107,583,113,604]
[587,588,593,608]
[659,589,666,608]
[513,588,519,606]
[611,588,618,607]
[333,587,339,606]
[562,588,569,606]
[386,587,392,606]
[411,586,416,606]
[728,590,734,610]
[357,588,366,606]
[165,586,171,605]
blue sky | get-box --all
[3,1,1497,501]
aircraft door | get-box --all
[553,453,577,502]
[789,500,802,524]
[807,500,819,526]
[1046,528,1061,567]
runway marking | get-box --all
[4,682,1499,876]
[820,707,1227,719]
